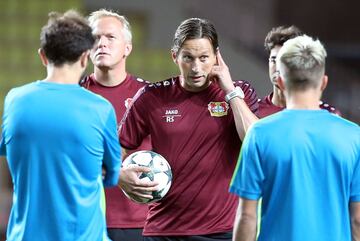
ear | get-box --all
[80,51,90,68]
[38,48,48,67]
[124,43,132,57]
[171,51,178,65]
[277,74,286,92]
[320,75,328,91]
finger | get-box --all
[137,179,159,188]
[127,191,154,200]
[127,165,152,173]
[134,185,159,193]
[216,49,225,66]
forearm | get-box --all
[233,211,257,241]
[352,219,360,241]
[233,198,258,241]
[229,97,258,140]
[351,203,360,241]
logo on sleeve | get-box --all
[162,109,181,123]
[208,102,229,117]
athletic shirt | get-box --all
[257,92,341,118]
[120,76,258,235]
[81,73,152,228]
[0,81,121,241]
[230,110,360,241]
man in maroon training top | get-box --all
[258,25,340,118]
[80,9,151,241]
[119,18,258,241]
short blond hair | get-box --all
[277,35,327,90]
[88,9,132,43]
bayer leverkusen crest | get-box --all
[207,101,229,117]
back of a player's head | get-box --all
[40,10,95,66]
[88,9,132,44]
[171,18,218,56]
[277,35,327,91]
[264,25,303,53]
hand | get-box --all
[208,50,235,93]
[118,165,159,200]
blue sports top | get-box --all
[0,81,121,241]
[230,109,360,241]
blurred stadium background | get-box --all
[0,0,359,238]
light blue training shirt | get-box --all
[230,109,360,241]
[0,81,121,241]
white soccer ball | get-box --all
[122,150,172,204]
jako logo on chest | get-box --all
[165,109,179,115]
[163,109,181,123]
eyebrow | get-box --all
[181,50,211,56]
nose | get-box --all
[97,35,108,47]
[191,59,200,73]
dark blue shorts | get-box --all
[143,232,232,241]
[107,228,143,241]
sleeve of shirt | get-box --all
[350,130,360,202]
[0,90,12,156]
[119,86,150,150]
[235,80,259,115]
[229,125,264,200]
[102,106,122,187]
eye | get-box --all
[199,55,209,62]
[269,57,276,64]
[182,55,192,62]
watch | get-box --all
[225,86,244,103]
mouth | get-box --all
[190,75,205,81]
[96,52,109,57]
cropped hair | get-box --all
[277,35,327,90]
[88,9,132,43]
[40,10,95,66]
[171,18,218,56]
[264,25,303,53]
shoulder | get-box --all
[257,94,270,105]
[5,82,39,101]
[328,113,359,129]
[78,86,113,109]
[254,111,281,127]
[233,79,255,90]
[142,76,178,93]
[79,74,95,88]
[233,79,257,98]
[128,74,151,85]
[256,93,283,118]
[130,77,178,106]
[319,100,341,116]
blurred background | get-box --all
[0,0,359,238]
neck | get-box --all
[94,65,127,87]
[285,89,322,110]
[271,85,286,107]
[45,64,82,84]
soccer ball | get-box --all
[122,150,172,204]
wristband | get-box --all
[225,86,244,103]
